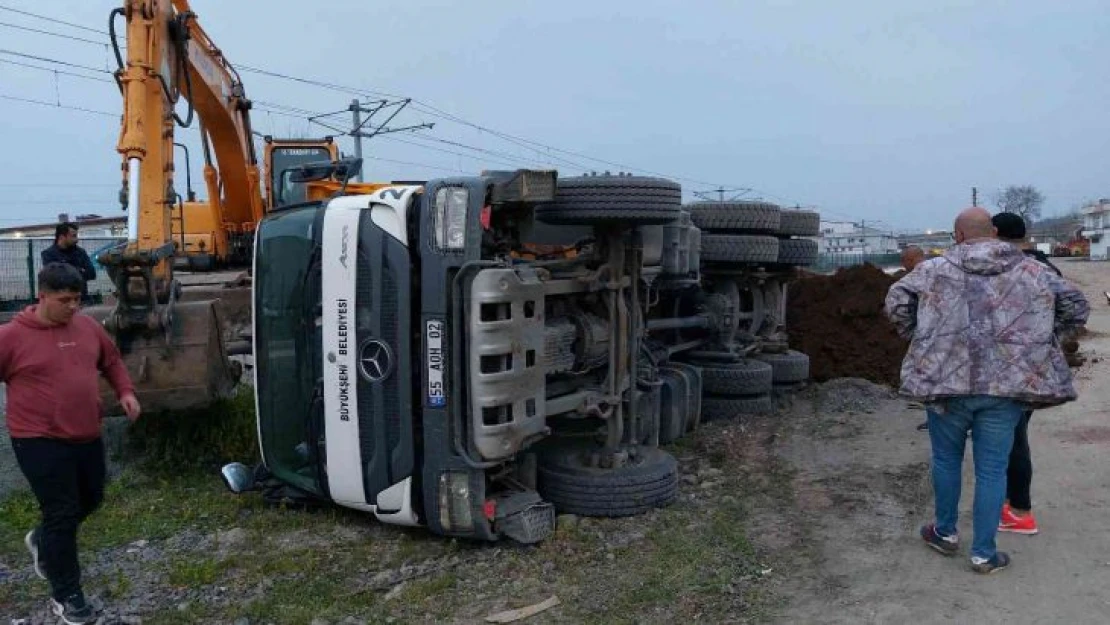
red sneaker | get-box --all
[999,503,1039,535]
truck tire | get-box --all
[686,358,773,396]
[701,234,779,264]
[776,210,820,237]
[538,445,679,517]
[687,201,781,233]
[702,394,775,421]
[535,175,682,226]
[776,238,818,266]
[754,350,810,383]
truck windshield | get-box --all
[254,205,324,496]
[270,146,334,206]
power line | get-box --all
[0,19,105,46]
[0,49,110,75]
[377,134,537,171]
[0,92,115,117]
[396,133,549,169]
[0,6,749,190]
[0,183,117,187]
[361,155,464,175]
[0,58,112,83]
[0,4,105,35]
[0,5,817,207]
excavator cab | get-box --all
[264,137,340,208]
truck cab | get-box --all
[229,166,818,543]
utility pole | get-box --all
[350,99,363,177]
[309,99,435,181]
[972,187,978,207]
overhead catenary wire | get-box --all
[0,4,106,35]
[0,92,116,117]
[0,58,113,83]
[0,49,111,75]
[0,5,766,193]
[0,19,106,46]
[0,5,878,217]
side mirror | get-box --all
[220,462,256,494]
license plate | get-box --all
[426,320,446,407]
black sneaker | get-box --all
[24,528,45,580]
[50,593,96,625]
[970,552,1011,574]
[920,523,959,555]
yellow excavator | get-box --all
[89,0,343,413]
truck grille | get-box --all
[354,211,412,502]
[381,266,401,452]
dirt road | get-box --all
[760,258,1110,624]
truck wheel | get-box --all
[776,209,820,237]
[701,234,779,264]
[689,358,773,396]
[776,239,818,266]
[687,201,781,233]
[754,350,810,383]
[538,445,679,517]
[535,175,682,226]
[702,394,774,421]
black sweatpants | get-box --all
[11,437,105,602]
[1006,410,1033,511]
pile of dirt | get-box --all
[786,264,908,387]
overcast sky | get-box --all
[0,0,1107,232]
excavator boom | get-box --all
[91,0,289,414]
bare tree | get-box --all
[994,185,1045,225]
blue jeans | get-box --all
[927,396,1023,560]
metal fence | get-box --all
[812,252,902,273]
[0,237,125,310]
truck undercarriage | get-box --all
[223,167,820,544]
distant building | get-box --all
[816,221,898,254]
[1081,199,1110,260]
[1028,216,1084,248]
[897,231,954,254]
[0,215,126,239]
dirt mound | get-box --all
[786,264,908,387]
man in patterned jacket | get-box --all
[884,206,1088,574]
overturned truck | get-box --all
[222,168,819,543]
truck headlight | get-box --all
[438,470,473,532]
[434,187,469,250]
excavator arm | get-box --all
[93,0,265,413]
[95,0,351,414]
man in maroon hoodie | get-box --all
[0,262,140,624]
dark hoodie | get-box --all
[0,307,134,441]
[41,244,97,301]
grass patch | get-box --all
[166,556,228,587]
[126,385,259,474]
[3,418,787,624]
[0,468,253,563]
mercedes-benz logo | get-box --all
[358,339,394,383]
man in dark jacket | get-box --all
[40,223,97,304]
[0,263,140,623]
[989,212,1068,537]
[991,212,1062,276]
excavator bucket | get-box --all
[86,299,242,415]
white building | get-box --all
[1081,199,1110,260]
[816,221,899,254]
[0,215,126,239]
